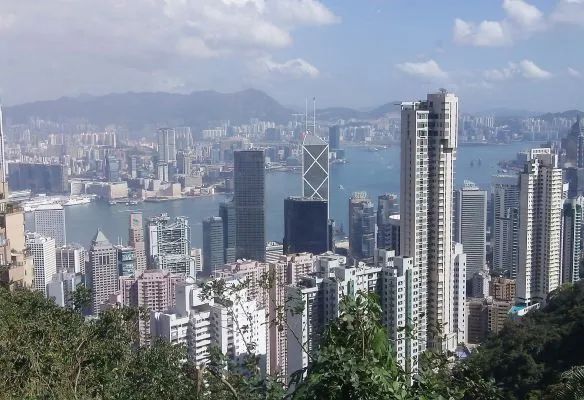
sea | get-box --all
[40,141,543,249]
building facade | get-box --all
[283,197,328,255]
[234,150,266,261]
[202,216,225,276]
[454,181,487,294]
[87,230,119,314]
[33,204,66,246]
[492,174,520,277]
[26,232,57,295]
[349,192,376,261]
[517,149,563,305]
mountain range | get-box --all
[4,89,399,131]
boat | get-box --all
[109,200,118,205]
[63,197,92,206]
[338,184,345,190]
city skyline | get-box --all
[0,1,582,112]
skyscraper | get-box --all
[492,175,520,277]
[517,148,563,305]
[348,192,376,261]
[33,204,66,247]
[147,214,193,276]
[561,197,584,284]
[400,91,463,353]
[283,197,328,255]
[219,201,236,264]
[115,245,136,277]
[105,155,120,182]
[328,125,341,150]
[302,134,329,202]
[234,150,266,261]
[202,216,225,276]
[56,244,86,274]
[88,230,118,315]
[119,269,184,344]
[128,212,147,272]
[26,232,57,296]
[561,117,584,167]
[157,128,177,164]
[454,181,487,295]
[377,193,400,253]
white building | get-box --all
[26,232,57,296]
[376,250,415,372]
[151,280,267,371]
[147,214,194,277]
[400,91,462,353]
[33,204,66,247]
[46,271,82,307]
[454,181,487,295]
[87,230,119,315]
[517,148,563,305]
[286,261,383,380]
[56,244,86,274]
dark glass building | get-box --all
[219,201,236,263]
[328,125,341,149]
[283,197,329,255]
[105,155,120,182]
[203,216,225,276]
[234,150,266,261]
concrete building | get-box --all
[87,230,118,315]
[191,248,202,273]
[202,216,225,276]
[0,203,33,290]
[33,204,66,246]
[400,91,462,353]
[286,261,383,380]
[119,269,184,344]
[454,181,487,297]
[490,276,517,302]
[128,212,147,272]
[349,192,376,261]
[151,281,267,371]
[56,244,86,274]
[219,201,236,264]
[561,197,584,284]
[492,174,520,277]
[234,150,266,261]
[26,232,57,296]
[517,148,563,305]
[157,128,177,164]
[47,271,82,307]
[268,252,315,376]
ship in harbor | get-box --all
[20,195,95,212]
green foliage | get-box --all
[458,281,584,400]
[0,287,198,399]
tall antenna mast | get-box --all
[313,97,316,137]
[305,98,308,134]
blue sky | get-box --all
[0,0,582,112]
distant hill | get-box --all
[539,109,584,121]
[4,89,295,130]
[4,90,401,131]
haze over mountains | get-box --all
[4,89,399,130]
[4,89,582,132]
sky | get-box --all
[0,0,583,112]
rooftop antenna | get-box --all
[305,98,308,134]
[313,97,316,137]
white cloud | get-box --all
[395,59,448,80]
[503,0,543,29]
[483,60,552,81]
[550,0,584,26]
[453,18,509,46]
[519,60,552,79]
[253,56,320,79]
[568,67,582,77]
[453,0,543,47]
